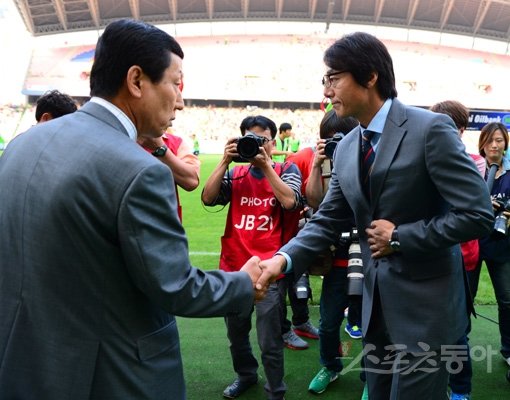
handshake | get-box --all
[239,254,287,301]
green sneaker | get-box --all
[308,367,339,394]
[361,383,369,400]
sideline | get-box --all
[189,251,220,256]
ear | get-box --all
[126,65,144,99]
[366,71,378,89]
[39,113,53,122]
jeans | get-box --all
[319,267,349,372]
[469,258,510,359]
[225,281,286,400]
[448,334,472,394]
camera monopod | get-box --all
[486,163,499,193]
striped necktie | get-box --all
[361,130,375,199]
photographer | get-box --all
[471,122,510,371]
[201,115,302,400]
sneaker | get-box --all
[283,329,309,350]
[361,383,369,400]
[308,367,339,394]
[449,393,470,400]
[345,323,362,339]
[223,378,257,399]
[293,320,319,339]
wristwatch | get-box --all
[389,228,400,252]
[152,145,168,157]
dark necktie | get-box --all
[361,130,375,199]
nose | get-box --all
[174,90,184,111]
[323,85,334,98]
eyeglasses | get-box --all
[322,71,346,88]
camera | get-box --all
[324,132,345,159]
[340,228,364,296]
[493,196,510,237]
[293,273,311,300]
[233,132,265,162]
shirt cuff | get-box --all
[275,251,292,274]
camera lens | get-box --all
[324,141,337,159]
[237,134,261,159]
[347,242,364,296]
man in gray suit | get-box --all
[256,32,494,399]
[0,19,262,400]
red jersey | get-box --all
[286,147,315,194]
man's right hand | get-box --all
[255,255,287,291]
[313,139,327,168]
[223,137,239,164]
[240,256,267,302]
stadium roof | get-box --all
[12,0,510,42]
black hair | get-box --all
[90,19,184,98]
[279,122,292,132]
[239,115,277,139]
[35,90,77,121]
[319,110,359,139]
[324,32,397,99]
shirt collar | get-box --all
[364,98,393,135]
[89,97,137,141]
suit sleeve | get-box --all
[280,163,354,279]
[398,114,494,254]
[117,162,254,318]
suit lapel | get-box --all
[370,99,408,207]
[337,128,371,215]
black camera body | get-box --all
[233,132,265,162]
[493,196,510,237]
[324,132,345,159]
[340,228,364,296]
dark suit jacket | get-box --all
[282,99,493,352]
[0,102,254,399]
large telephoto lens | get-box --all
[347,242,364,296]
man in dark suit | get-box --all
[256,32,494,400]
[0,19,261,400]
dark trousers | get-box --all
[225,281,286,400]
[319,267,349,372]
[448,333,472,394]
[364,283,449,400]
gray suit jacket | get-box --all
[282,99,493,352]
[0,102,254,400]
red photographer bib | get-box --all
[219,164,293,272]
